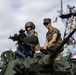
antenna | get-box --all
[58,1,76,45]
[61,0,63,15]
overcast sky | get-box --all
[0,0,76,55]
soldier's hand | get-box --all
[25,31,28,37]
[43,46,47,50]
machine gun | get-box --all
[8,29,26,43]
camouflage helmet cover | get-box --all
[25,21,35,29]
[43,18,51,24]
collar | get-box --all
[48,27,54,32]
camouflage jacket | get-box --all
[46,27,62,44]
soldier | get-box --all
[17,22,41,59]
[42,18,63,60]
[24,21,41,53]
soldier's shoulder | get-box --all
[33,30,38,34]
[53,27,59,31]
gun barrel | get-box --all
[50,28,76,59]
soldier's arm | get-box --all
[25,31,28,37]
[48,33,57,44]
[48,28,59,44]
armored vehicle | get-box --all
[0,28,76,75]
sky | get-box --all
[0,0,76,55]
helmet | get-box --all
[25,22,35,30]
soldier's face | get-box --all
[26,26,32,31]
[44,23,51,29]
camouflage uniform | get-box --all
[46,27,63,60]
[46,27,63,53]
[42,18,64,60]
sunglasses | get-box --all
[43,22,48,25]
